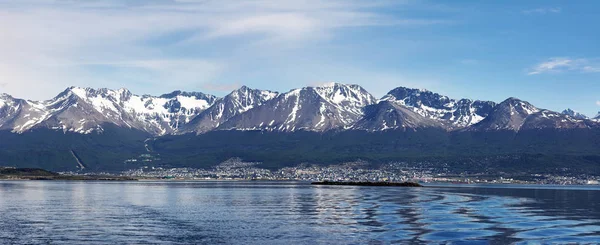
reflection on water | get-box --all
[0,181,599,244]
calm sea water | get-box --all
[0,181,599,244]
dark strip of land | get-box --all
[311,181,422,187]
[0,167,136,181]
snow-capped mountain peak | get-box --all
[562,108,589,120]
[227,86,279,113]
[2,84,599,135]
[0,94,24,129]
[352,100,444,131]
[0,93,13,107]
[1,87,218,135]
[501,97,540,115]
[216,84,376,132]
[313,83,376,115]
[181,86,279,133]
[381,86,439,102]
[222,86,279,114]
[0,92,12,99]
[313,83,374,101]
[382,86,496,128]
[467,97,571,131]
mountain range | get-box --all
[2,83,597,135]
[2,83,600,174]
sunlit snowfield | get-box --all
[0,181,599,244]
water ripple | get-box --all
[0,181,599,244]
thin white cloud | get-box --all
[73,59,223,73]
[527,57,600,75]
[596,101,600,107]
[523,7,561,15]
[0,0,448,100]
[583,65,600,73]
[0,0,444,99]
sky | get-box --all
[0,0,599,116]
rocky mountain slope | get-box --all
[218,83,376,132]
[381,87,496,129]
[352,101,444,131]
[562,108,589,120]
[0,87,217,135]
[469,98,595,131]
[181,86,278,133]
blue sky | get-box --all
[0,0,599,116]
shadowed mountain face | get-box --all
[468,98,540,131]
[352,101,444,131]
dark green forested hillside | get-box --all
[1,127,600,174]
[149,129,600,174]
[0,125,149,172]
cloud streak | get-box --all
[523,7,561,15]
[528,57,600,75]
[0,0,447,99]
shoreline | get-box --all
[1,179,599,190]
